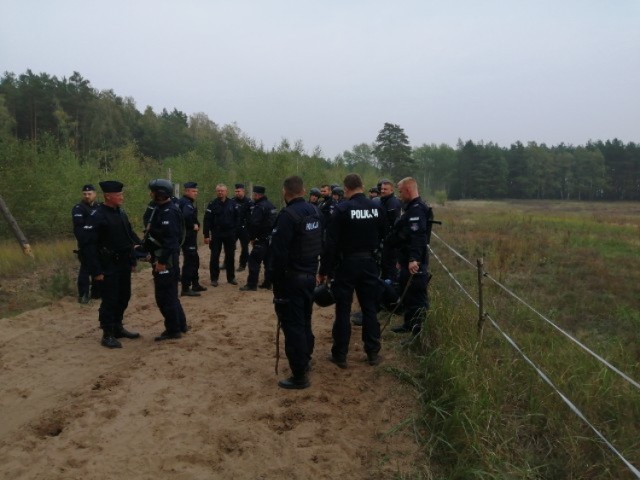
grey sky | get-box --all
[2,0,639,158]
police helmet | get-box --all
[309,187,321,196]
[313,283,335,307]
[332,187,344,197]
[149,178,173,197]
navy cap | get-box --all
[99,180,123,193]
[183,182,198,189]
[252,185,265,194]
[82,184,95,192]
[235,183,245,189]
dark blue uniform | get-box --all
[203,197,239,283]
[72,200,100,301]
[83,204,141,335]
[245,196,277,289]
[270,197,323,378]
[178,195,201,291]
[380,193,402,282]
[235,195,253,270]
[319,193,386,363]
[386,196,433,333]
[146,201,187,334]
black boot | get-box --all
[78,293,90,304]
[101,329,122,349]
[114,325,141,339]
[181,288,201,297]
[278,374,310,389]
[192,284,208,292]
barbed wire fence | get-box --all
[425,231,640,478]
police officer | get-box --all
[379,178,403,282]
[203,183,239,287]
[240,185,277,291]
[234,183,253,272]
[331,186,345,204]
[317,184,336,227]
[318,173,386,368]
[146,179,188,340]
[178,181,206,297]
[270,175,323,389]
[368,187,380,200]
[82,181,142,349]
[308,187,321,206]
[72,184,100,303]
[386,177,433,335]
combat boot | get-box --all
[181,288,201,297]
[278,374,310,390]
[114,325,141,339]
[78,293,90,304]
[192,284,208,292]
[101,329,122,349]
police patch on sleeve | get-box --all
[410,223,419,231]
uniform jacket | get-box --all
[203,197,239,238]
[386,196,432,265]
[319,192,385,277]
[248,196,277,242]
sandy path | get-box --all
[0,249,424,479]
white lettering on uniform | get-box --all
[409,217,419,221]
[162,220,170,225]
[350,209,374,219]
[305,221,319,231]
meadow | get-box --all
[397,200,640,479]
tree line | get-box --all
[0,70,638,240]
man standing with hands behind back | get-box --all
[82,180,142,349]
[203,183,239,287]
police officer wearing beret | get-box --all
[270,175,323,389]
[72,184,101,304]
[178,181,206,297]
[203,184,239,286]
[386,177,434,335]
[318,173,386,368]
[234,183,253,272]
[379,179,403,283]
[240,185,277,291]
[145,179,188,341]
[82,181,142,349]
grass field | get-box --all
[396,200,640,479]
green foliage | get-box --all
[374,122,415,180]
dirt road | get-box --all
[0,250,425,479]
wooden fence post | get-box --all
[0,193,34,257]
[477,258,485,335]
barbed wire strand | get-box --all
[429,246,640,478]
[430,234,640,392]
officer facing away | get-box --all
[318,173,386,368]
[240,185,277,291]
[145,179,188,341]
[270,175,323,389]
[386,177,433,335]
[72,184,100,303]
[178,181,207,297]
[82,181,142,349]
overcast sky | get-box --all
[2,0,639,158]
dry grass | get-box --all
[391,200,640,479]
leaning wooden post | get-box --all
[477,258,485,335]
[0,193,34,257]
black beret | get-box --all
[235,183,245,189]
[82,184,95,192]
[99,180,123,193]
[252,185,265,194]
[183,182,198,189]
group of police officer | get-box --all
[72,173,434,390]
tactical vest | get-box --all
[283,206,323,260]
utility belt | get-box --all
[99,247,131,263]
[342,251,374,259]
[284,270,315,280]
